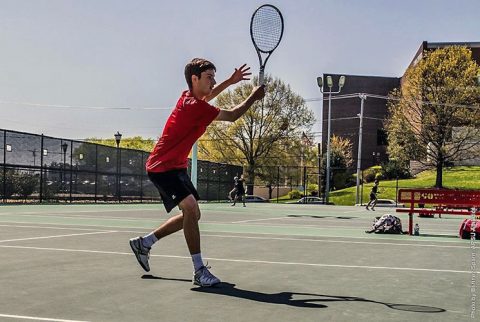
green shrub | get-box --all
[288,189,303,199]
[363,166,384,183]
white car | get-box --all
[356,199,404,207]
[288,196,324,204]
[244,195,269,203]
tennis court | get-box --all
[0,202,476,322]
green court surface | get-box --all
[0,203,477,322]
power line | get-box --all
[0,100,172,110]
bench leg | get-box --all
[409,213,413,235]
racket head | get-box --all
[250,4,284,54]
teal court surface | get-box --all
[0,202,477,322]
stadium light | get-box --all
[317,75,346,204]
[355,94,367,205]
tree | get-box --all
[385,46,480,188]
[199,76,315,194]
[16,171,38,201]
[320,135,354,190]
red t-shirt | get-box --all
[146,90,220,173]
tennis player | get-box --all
[129,58,265,287]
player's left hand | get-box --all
[229,64,251,84]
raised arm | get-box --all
[204,64,251,102]
[215,85,265,122]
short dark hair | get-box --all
[184,58,216,90]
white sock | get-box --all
[141,232,158,248]
[192,253,204,272]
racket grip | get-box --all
[259,70,265,85]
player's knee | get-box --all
[180,196,201,221]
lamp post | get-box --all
[61,142,68,195]
[114,131,122,202]
[355,94,367,205]
[317,75,346,204]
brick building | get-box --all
[320,41,480,170]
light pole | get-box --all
[114,131,122,202]
[355,94,367,205]
[317,75,346,204]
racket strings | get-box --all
[251,9,283,53]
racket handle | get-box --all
[259,70,265,85]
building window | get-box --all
[377,129,388,146]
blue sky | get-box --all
[1,0,478,141]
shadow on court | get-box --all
[180,281,444,313]
[142,274,191,283]
[287,215,357,219]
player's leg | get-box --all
[130,170,188,272]
[179,195,201,255]
[371,196,378,210]
[179,195,220,286]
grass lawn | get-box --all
[329,166,480,206]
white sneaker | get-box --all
[129,237,151,272]
[193,265,221,287]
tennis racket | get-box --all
[250,4,284,85]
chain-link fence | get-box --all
[240,165,323,202]
[246,164,417,205]
[0,129,242,203]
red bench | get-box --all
[396,188,480,235]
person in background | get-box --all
[232,174,246,207]
[366,179,379,211]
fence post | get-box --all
[140,152,144,203]
[276,166,280,203]
[94,144,98,203]
[39,134,44,203]
[2,131,6,203]
[118,148,121,203]
[395,175,399,207]
[69,141,73,203]
[360,170,364,206]
[303,166,307,202]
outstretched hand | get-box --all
[229,64,252,84]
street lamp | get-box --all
[317,75,346,204]
[114,131,122,202]
[355,94,367,205]
[114,131,122,148]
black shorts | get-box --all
[370,193,377,201]
[148,169,200,213]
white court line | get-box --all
[0,244,477,274]
[0,224,468,249]
[202,234,470,249]
[0,231,117,243]
[0,220,468,244]
[0,224,117,232]
[0,213,154,222]
[231,216,294,223]
[0,208,159,216]
[0,313,89,322]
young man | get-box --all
[129,58,265,287]
[228,174,239,202]
[231,174,246,207]
[365,179,379,211]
